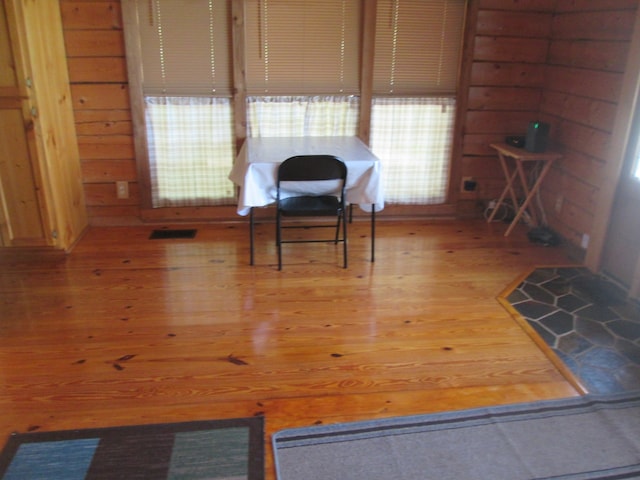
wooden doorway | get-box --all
[600,98,640,300]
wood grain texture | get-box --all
[52,0,640,259]
[0,220,580,479]
[1,0,88,249]
[540,3,638,248]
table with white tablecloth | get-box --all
[229,136,384,264]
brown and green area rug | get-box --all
[0,416,263,480]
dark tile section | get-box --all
[508,267,640,394]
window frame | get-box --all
[122,0,468,211]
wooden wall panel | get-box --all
[479,0,556,11]
[552,10,635,40]
[61,0,137,224]
[73,110,132,136]
[59,1,122,29]
[63,30,124,57]
[539,2,638,249]
[555,0,638,13]
[476,11,553,37]
[468,86,542,111]
[71,84,130,110]
[463,134,505,156]
[545,66,623,102]
[81,158,137,183]
[473,37,550,63]
[458,2,554,221]
[548,40,630,72]
[456,0,638,252]
[77,134,134,157]
[470,63,546,87]
[558,150,607,188]
[465,111,537,134]
[55,0,639,247]
[0,109,46,242]
[84,182,139,206]
[541,91,617,132]
[67,57,128,83]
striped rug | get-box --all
[0,417,263,480]
[274,393,640,480]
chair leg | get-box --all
[249,207,255,266]
[276,211,282,271]
[335,212,342,244]
[343,210,348,268]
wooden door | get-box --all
[0,2,48,247]
[600,98,640,299]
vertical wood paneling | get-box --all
[2,0,88,249]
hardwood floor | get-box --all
[0,219,581,478]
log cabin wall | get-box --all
[59,0,640,251]
[538,0,638,248]
[459,0,556,214]
[61,0,139,224]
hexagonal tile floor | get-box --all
[505,267,640,394]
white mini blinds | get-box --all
[244,0,362,95]
[373,0,465,95]
[136,0,232,96]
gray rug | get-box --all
[273,393,640,480]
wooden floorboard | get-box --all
[0,219,580,478]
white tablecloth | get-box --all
[229,136,384,216]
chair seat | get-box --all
[275,155,348,270]
[279,195,343,216]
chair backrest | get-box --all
[277,155,347,183]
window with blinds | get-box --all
[131,0,235,207]
[136,0,232,96]
[124,0,468,208]
[370,0,465,204]
[244,0,361,95]
[373,0,465,95]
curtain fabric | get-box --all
[371,97,456,204]
[247,96,360,137]
[146,96,235,207]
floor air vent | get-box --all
[149,229,197,240]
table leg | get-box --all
[371,204,375,263]
[515,159,539,226]
[249,207,255,266]
[487,153,519,223]
[504,160,555,236]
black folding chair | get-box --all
[276,155,348,270]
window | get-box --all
[246,96,360,137]
[124,0,466,208]
[128,0,235,207]
[371,97,456,204]
[244,0,361,137]
[371,0,465,204]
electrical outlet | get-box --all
[581,233,590,249]
[554,195,563,214]
[116,181,129,199]
[461,176,477,192]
